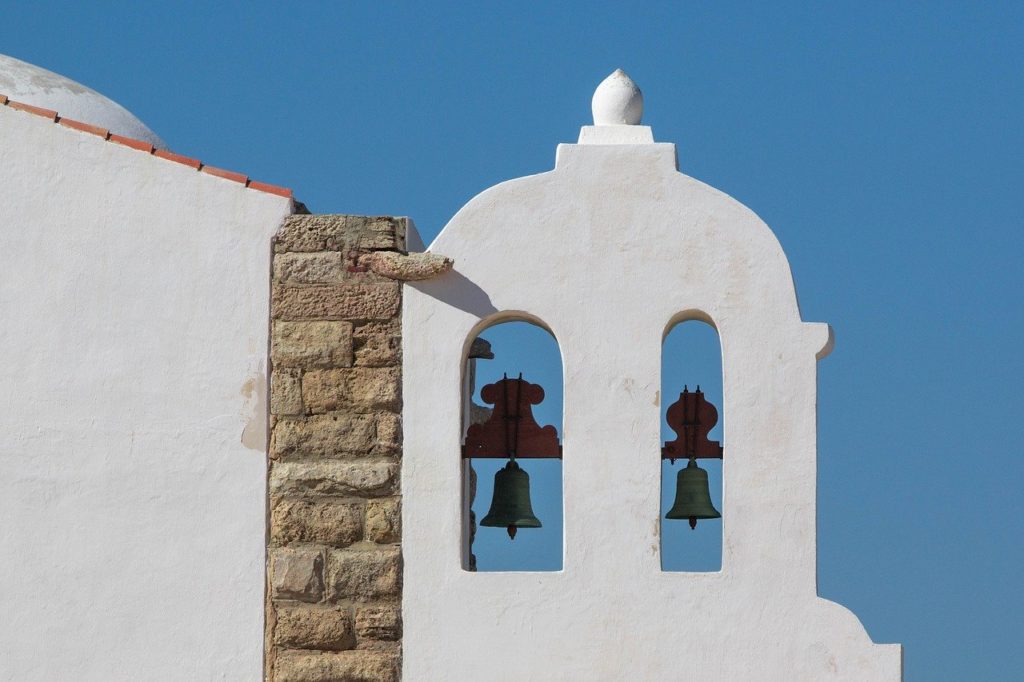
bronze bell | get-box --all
[666,458,721,529]
[480,460,542,539]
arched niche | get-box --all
[461,316,564,572]
[660,314,724,572]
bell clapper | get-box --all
[689,517,697,530]
[507,525,517,540]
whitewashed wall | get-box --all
[403,112,903,677]
[0,106,291,679]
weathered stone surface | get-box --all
[364,497,401,544]
[353,332,400,367]
[271,369,303,416]
[275,649,399,682]
[353,320,401,367]
[270,548,324,603]
[272,320,353,368]
[272,497,363,547]
[274,606,356,651]
[274,251,347,284]
[273,283,400,321]
[302,368,401,413]
[375,413,401,451]
[272,413,376,459]
[355,605,401,642]
[362,250,453,281]
[271,461,398,497]
[353,319,400,338]
[275,214,407,253]
[326,547,401,601]
[269,215,405,678]
[349,216,407,251]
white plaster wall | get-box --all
[403,137,902,679]
[0,106,291,679]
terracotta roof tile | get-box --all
[58,117,110,139]
[109,134,155,153]
[8,100,58,121]
[201,165,248,184]
[153,149,202,169]
[247,180,293,198]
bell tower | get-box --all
[402,70,902,680]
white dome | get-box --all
[0,54,165,148]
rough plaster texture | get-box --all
[0,103,292,679]
[403,123,903,678]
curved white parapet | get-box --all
[402,73,902,680]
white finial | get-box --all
[592,69,643,125]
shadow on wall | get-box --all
[413,270,497,318]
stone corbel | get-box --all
[360,251,454,281]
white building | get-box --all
[0,54,293,679]
[0,57,901,680]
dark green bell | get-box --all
[666,458,721,530]
[480,460,542,539]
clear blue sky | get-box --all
[3,2,1022,679]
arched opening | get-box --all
[661,317,723,572]
[462,319,563,572]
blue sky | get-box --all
[3,2,1022,679]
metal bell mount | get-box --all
[662,386,724,530]
[462,373,562,540]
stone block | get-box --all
[275,214,407,253]
[274,251,347,284]
[375,413,401,450]
[270,460,398,497]
[272,320,353,368]
[271,497,363,547]
[302,368,401,414]
[326,547,401,602]
[352,216,407,251]
[274,606,355,651]
[354,319,400,338]
[364,497,401,544]
[274,649,399,682]
[272,283,400,321]
[275,214,348,253]
[272,413,376,459]
[353,332,401,367]
[355,605,401,642]
[270,547,324,603]
[271,368,303,416]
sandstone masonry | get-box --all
[268,215,406,681]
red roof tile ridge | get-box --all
[0,93,294,201]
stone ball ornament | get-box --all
[591,68,643,125]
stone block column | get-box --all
[266,215,406,682]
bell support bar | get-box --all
[662,387,724,462]
[462,375,562,459]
